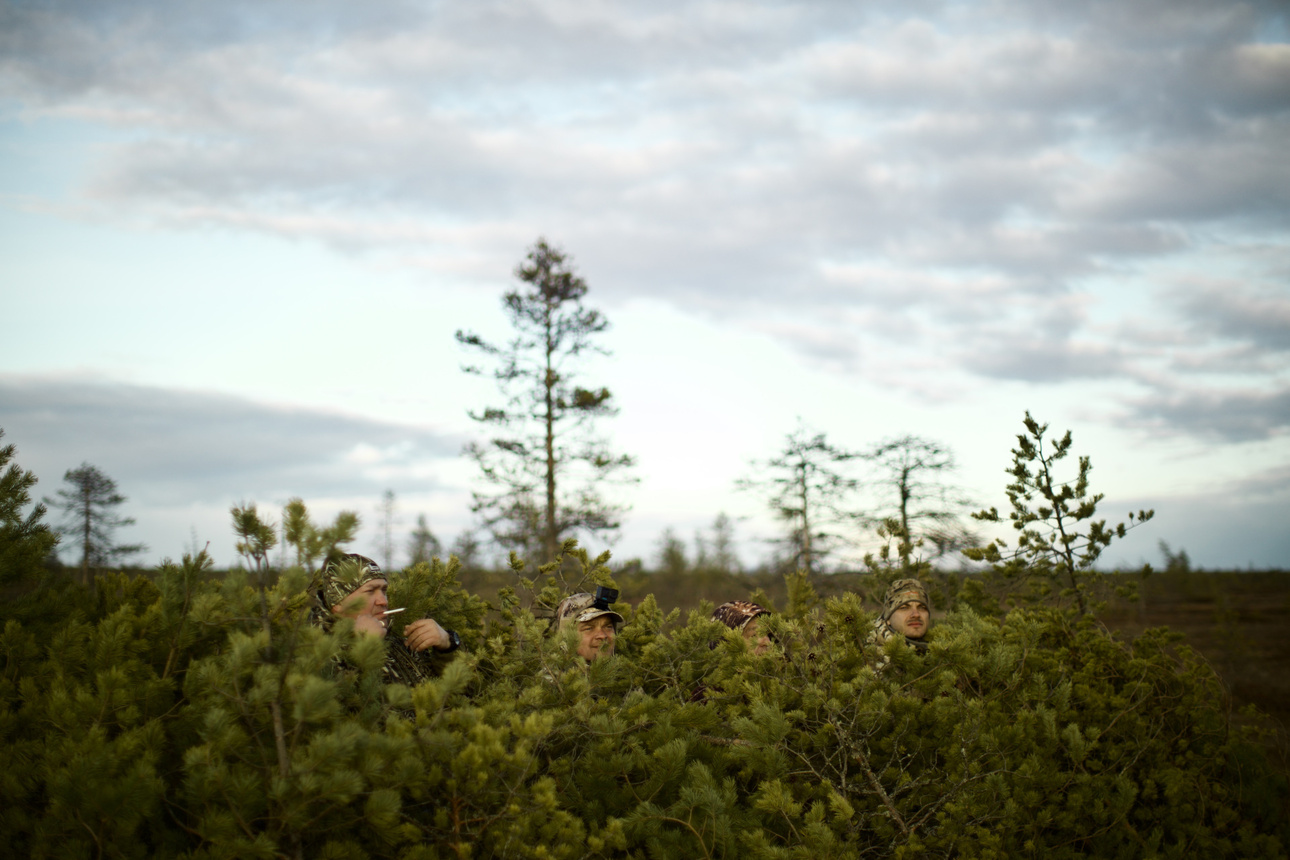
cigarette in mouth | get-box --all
[380,607,406,616]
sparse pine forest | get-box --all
[1,412,1287,859]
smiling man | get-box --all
[871,578,933,655]
[315,553,461,684]
[553,588,624,662]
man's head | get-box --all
[554,589,624,662]
[882,578,932,640]
[320,554,390,636]
[712,600,772,655]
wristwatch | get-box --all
[436,629,462,653]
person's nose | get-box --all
[373,591,389,610]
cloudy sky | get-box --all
[2,0,1287,572]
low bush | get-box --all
[1,549,1285,859]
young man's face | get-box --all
[332,578,390,637]
[889,600,930,639]
[576,615,616,661]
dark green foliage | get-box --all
[0,567,178,859]
[1,433,1284,858]
[386,556,489,652]
[4,541,1284,859]
[0,429,58,588]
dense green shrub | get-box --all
[0,545,1284,859]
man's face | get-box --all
[332,578,390,637]
[742,617,771,655]
[889,600,930,639]
[576,615,616,661]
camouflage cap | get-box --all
[554,592,624,629]
[711,600,769,632]
[882,578,932,621]
[318,553,385,608]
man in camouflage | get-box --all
[552,590,623,662]
[711,600,772,655]
[313,553,461,684]
[870,578,932,655]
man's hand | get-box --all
[404,617,451,652]
[352,614,388,638]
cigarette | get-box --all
[380,608,406,616]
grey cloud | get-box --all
[1,0,861,101]
[1174,41,1290,119]
[0,376,462,505]
[817,266,1018,326]
[1220,463,1290,500]
[1168,345,1285,376]
[897,222,1184,278]
[1124,385,1290,442]
[752,320,863,373]
[808,7,1281,124]
[948,292,1150,383]
[1068,133,1290,224]
[1179,284,1290,352]
[810,27,1131,114]
[805,11,1290,203]
[13,0,1279,242]
[963,339,1134,383]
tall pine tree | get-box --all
[456,238,636,562]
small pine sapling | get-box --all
[964,412,1153,615]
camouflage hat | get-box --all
[318,553,385,608]
[554,592,624,629]
[882,578,932,621]
[711,600,769,632]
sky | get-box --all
[1,0,1288,573]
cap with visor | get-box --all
[554,591,624,629]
